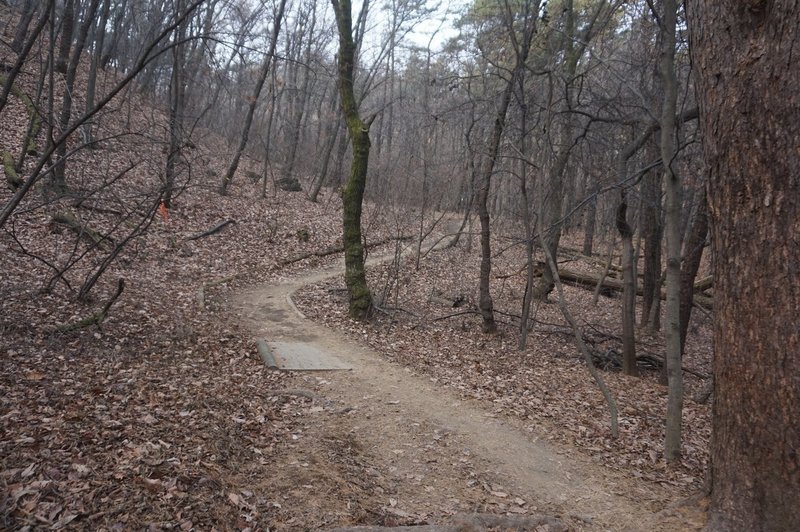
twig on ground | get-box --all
[186,219,237,240]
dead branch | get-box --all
[279,235,411,266]
[57,279,125,332]
[539,223,619,438]
[186,219,237,240]
[591,348,710,379]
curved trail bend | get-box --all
[231,252,698,531]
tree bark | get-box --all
[10,0,37,54]
[688,2,800,529]
[82,0,112,148]
[55,0,76,75]
[331,0,373,320]
[640,143,663,329]
[679,187,707,356]
[616,190,637,376]
[164,0,187,208]
[582,188,597,256]
[658,0,683,464]
[52,0,101,191]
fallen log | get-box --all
[279,234,411,266]
[57,279,125,332]
[693,275,713,292]
[553,267,712,309]
[186,219,237,240]
[51,210,113,250]
[3,150,22,189]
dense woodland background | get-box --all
[0,0,796,530]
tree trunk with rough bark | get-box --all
[640,146,663,329]
[10,0,37,54]
[164,0,187,208]
[55,0,75,75]
[688,1,800,529]
[616,189,637,376]
[52,0,101,191]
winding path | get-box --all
[230,253,699,531]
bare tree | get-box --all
[220,0,287,196]
[475,0,539,334]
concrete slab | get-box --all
[269,341,351,371]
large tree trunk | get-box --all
[282,3,317,187]
[55,0,76,75]
[331,0,373,320]
[82,0,111,148]
[582,185,597,256]
[534,0,608,299]
[10,0,37,54]
[616,189,637,376]
[163,0,187,208]
[688,2,800,529]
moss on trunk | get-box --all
[332,0,372,320]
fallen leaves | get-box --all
[294,236,713,497]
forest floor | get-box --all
[0,169,712,530]
[1,27,712,528]
[228,235,710,531]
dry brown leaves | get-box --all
[294,231,713,498]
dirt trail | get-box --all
[230,253,701,531]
